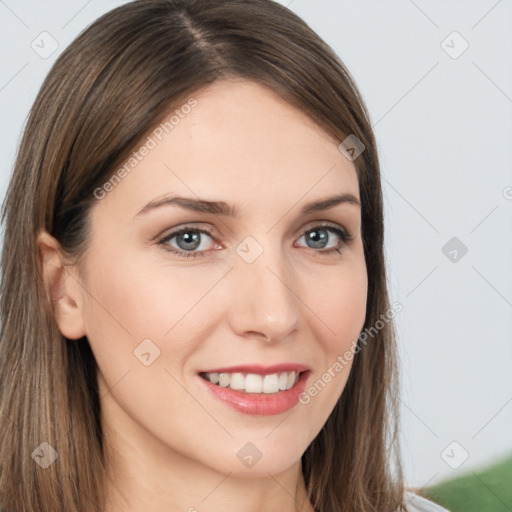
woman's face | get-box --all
[73,79,367,478]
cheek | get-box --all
[295,255,367,407]
[81,246,228,370]
[303,257,368,351]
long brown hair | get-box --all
[0,1,406,510]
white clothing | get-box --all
[403,491,450,512]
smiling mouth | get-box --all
[199,370,302,394]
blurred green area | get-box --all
[420,454,512,512]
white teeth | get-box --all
[287,371,296,389]
[278,372,288,390]
[245,374,263,393]
[203,371,300,394]
[262,374,279,393]
[230,372,245,390]
[218,373,230,387]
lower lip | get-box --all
[198,371,310,416]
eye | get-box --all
[158,226,217,259]
[295,223,353,256]
[157,222,353,259]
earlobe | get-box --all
[37,231,86,340]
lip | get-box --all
[197,368,311,416]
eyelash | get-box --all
[157,222,354,260]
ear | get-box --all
[37,231,86,340]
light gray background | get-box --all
[1,0,511,490]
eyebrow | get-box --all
[135,193,360,218]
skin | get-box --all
[38,78,368,512]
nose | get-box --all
[227,241,300,344]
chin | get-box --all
[209,442,306,479]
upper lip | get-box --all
[198,363,310,375]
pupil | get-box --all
[307,229,327,249]
[178,232,200,250]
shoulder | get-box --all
[402,490,450,512]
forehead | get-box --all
[94,79,360,218]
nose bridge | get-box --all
[227,235,300,341]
